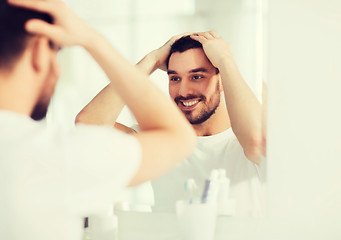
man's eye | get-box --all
[192,75,203,80]
[170,77,181,81]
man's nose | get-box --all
[178,79,194,96]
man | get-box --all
[0,0,195,239]
[77,32,267,216]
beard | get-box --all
[174,85,221,125]
[31,63,57,121]
[29,51,59,121]
[188,97,220,124]
[31,98,50,121]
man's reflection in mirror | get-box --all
[77,31,267,217]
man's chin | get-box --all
[185,108,218,125]
[186,115,207,125]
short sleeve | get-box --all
[62,124,141,215]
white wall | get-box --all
[216,1,341,239]
[266,0,341,238]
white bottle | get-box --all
[89,205,118,240]
[217,169,235,216]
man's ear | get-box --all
[30,37,51,78]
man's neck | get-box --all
[0,71,36,116]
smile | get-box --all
[178,99,201,111]
[182,100,199,107]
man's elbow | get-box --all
[75,110,94,125]
[74,112,84,125]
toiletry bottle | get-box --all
[90,205,118,240]
[217,169,235,216]
[82,217,92,240]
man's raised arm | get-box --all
[9,0,196,186]
[191,31,266,164]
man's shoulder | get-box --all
[0,110,47,141]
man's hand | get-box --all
[136,32,192,75]
[8,0,94,48]
[150,32,193,71]
[190,31,234,70]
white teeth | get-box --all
[182,100,198,107]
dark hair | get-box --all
[0,0,53,69]
[166,36,202,69]
[166,35,219,74]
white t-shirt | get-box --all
[151,128,265,217]
[0,110,141,240]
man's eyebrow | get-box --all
[167,70,177,75]
[189,68,208,73]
